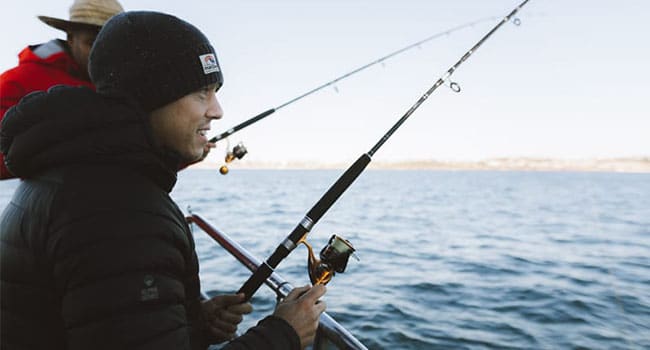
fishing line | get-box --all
[237,0,533,301]
[209,15,499,144]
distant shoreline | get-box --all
[192,157,650,173]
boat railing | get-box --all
[187,214,368,350]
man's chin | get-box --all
[177,151,205,170]
[187,149,207,163]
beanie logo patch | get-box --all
[199,53,220,74]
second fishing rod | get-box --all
[237,0,533,301]
[209,16,499,173]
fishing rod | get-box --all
[238,0,532,301]
[210,16,499,173]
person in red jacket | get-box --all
[0,0,124,179]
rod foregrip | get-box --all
[307,153,371,221]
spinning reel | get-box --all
[219,140,248,175]
[301,234,357,285]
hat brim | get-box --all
[38,15,102,32]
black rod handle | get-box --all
[305,153,371,224]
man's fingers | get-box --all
[283,285,311,302]
[227,302,253,315]
[283,284,327,304]
[214,309,244,324]
[209,293,246,308]
[315,299,327,314]
[300,284,327,303]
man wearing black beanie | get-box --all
[0,11,325,350]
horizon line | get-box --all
[191,157,650,173]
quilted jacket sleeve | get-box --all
[221,316,301,350]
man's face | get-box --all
[67,29,98,80]
[149,84,223,162]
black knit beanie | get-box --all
[89,11,223,112]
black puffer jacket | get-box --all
[0,86,299,350]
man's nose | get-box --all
[207,96,223,120]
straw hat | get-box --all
[38,0,124,32]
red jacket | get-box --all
[0,39,94,179]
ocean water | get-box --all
[1,169,649,349]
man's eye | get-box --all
[196,89,209,100]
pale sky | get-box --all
[2,0,648,164]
